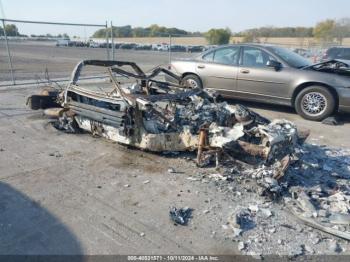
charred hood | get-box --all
[303,59,350,76]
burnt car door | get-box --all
[196,46,240,91]
[236,46,293,104]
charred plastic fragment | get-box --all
[169,207,193,225]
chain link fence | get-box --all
[0,18,109,86]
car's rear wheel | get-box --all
[182,74,203,89]
[295,86,335,121]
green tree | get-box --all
[133,27,149,37]
[205,28,231,45]
[334,18,350,44]
[313,19,336,42]
[91,24,194,38]
[4,24,19,36]
[242,32,257,43]
[92,28,105,38]
[148,24,166,36]
[0,26,3,36]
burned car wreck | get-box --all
[28,60,307,169]
[27,61,350,254]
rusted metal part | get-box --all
[236,141,270,159]
[107,67,135,106]
[288,202,350,241]
[43,108,65,118]
[197,129,208,166]
[196,127,226,167]
[273,155,291,180]
[70,60,146,85]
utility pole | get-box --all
[105,21,110,60]
[1,19,15,85]
[111,21,115,60]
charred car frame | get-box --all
[28,60,308,170]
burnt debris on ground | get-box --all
[26,60,350,256]
[169,207,193,226]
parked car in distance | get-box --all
[322,47,350,61]
[168,44,350,121]
[120,43,137,50]
[56,39,70,47]
[88,41,100,48]
[187,45,205,53]
[170,45,187,52]
[112,43,122,49]
[152,43,169,51]
[134,44,152,50]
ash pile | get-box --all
[203,120,350,257]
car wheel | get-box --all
[182,74,203,89]
[295,86,335,121]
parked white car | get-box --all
[89,41,100,48]
[56,39,69,47]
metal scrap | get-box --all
[288,201,350,241]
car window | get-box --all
[213,47,239,65]
[327,48,339,57]
[266,46,311,68]
[341,48,350,59]
[202,51,214,61]
[242,47,274,67]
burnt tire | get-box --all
[27,95,60,110]
[182,74,203,89]
[295,86,335,121]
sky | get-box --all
[1,0,350,37]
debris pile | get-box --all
[284,145,350,241]
[209,142,350,256]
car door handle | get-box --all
[197,65,206,69]
[240,69,250,74]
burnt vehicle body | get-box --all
[167,44,350,121]
[28,60,308,169]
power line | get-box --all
[0,18,105,27]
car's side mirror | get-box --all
[266,60,282,70]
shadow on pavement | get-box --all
[0,182,83,258]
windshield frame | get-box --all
[265,46,312,69]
